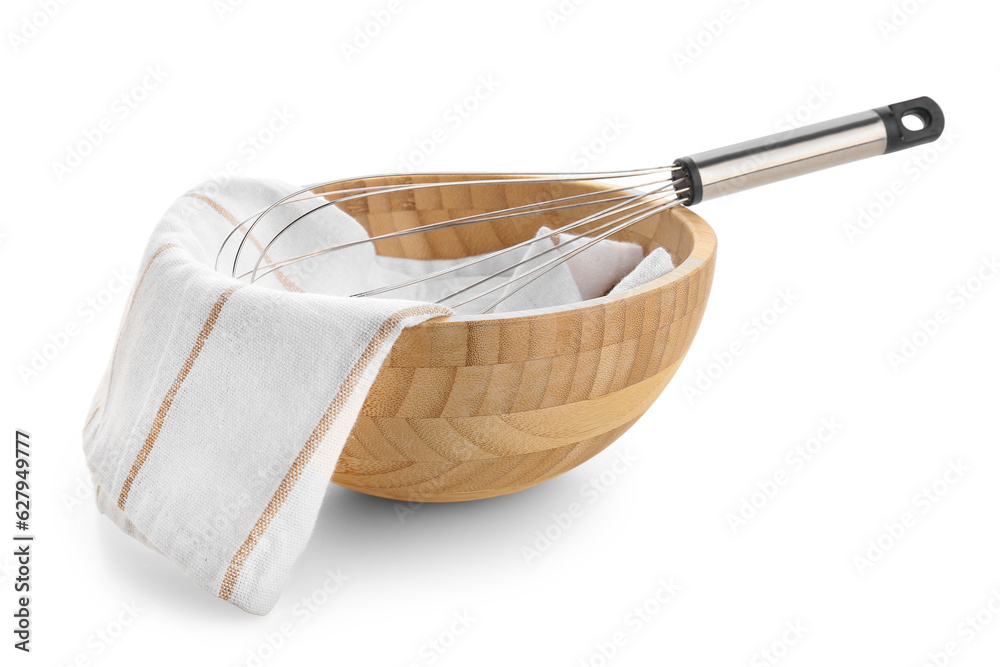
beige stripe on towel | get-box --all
[118,284,244,509]
[219,304,449,600]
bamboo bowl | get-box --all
[319,174,717,502]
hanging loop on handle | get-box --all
[674,96,946,204]
[874,96,946,153]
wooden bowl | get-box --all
[316,174,717,502]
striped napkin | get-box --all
[83,178,451,614]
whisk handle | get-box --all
[674,96,945,204]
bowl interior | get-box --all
[315,174,697,270]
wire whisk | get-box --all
[217,96,944,313]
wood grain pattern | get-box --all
[312,174,717,502]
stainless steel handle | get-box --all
[674,96,945,204]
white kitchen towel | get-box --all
[365,226,583,313]
[609,247,675,295]
[367,226,645,313]
[82,177,672,614]
[82,178,454,614]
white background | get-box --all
[3,0,999,665]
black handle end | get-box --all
[673,156,703,205]
[874,96,945,154]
